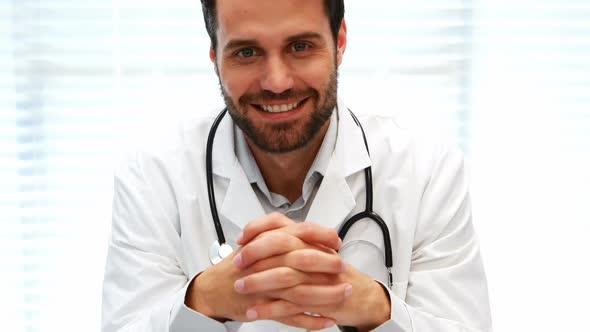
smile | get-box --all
[255,98,307,113]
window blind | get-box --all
[2,1,471,331]
[1,2,472,330]
[3,1,588,331]
[341,0,473,151]
[2,1,117,331]
[469,1,590,331]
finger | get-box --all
[269,283,353,306]
[246,300,337,329]
[287,222,342,251]
[238,212,292,245]
[239,215,342,251]
[235,231,303,268]
[245,299,301,320]
[256,222,342,251]
[235,267,304,294]
[275,313,336,331]
[285,248,345,274]
[236,267,337,294]
[246,249,345,275]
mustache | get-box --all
[240,88,318,105]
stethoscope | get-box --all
[206,108,393,287]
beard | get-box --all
[218,69,338,154]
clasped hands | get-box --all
[186,213,390,331]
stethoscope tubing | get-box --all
[206,109,229,245]
[206,108,393,285]
[341,111,393,269]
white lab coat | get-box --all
[102,99,492,331]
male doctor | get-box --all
[102,0,492,331]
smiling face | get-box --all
[211,0,346,153]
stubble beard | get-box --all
[218,68,338,154]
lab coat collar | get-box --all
[210,110,266,228]
[305,98,372,229]
[332,97,373,178]
[212,98,372,230]
[219,157,267,229]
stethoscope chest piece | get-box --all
[209,240,233,265]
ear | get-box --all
[210,47,219,75]
[209,47,216,63]
[336,19,347,66]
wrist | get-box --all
[357,281,391,331]
[185,271,228,322]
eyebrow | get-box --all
[285,32,323,44]
[223,32,324,53]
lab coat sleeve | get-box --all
[101,153,231,332]
[373,146,492,332]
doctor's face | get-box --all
[211,0,347,153]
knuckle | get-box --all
[276,267,297,286]
[268,211,284,221]
[269,232,287,248]
[291,288,311,304]
[258,300,296,320]
[242,277,257,293]
[299,222,314,234]
[254,304,272,319]
[298,250,317,270]
[330,255,343,271]
[282,233,300,250]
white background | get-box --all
[1,1,589,331]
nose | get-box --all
[260,56,294,94]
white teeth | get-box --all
[260,102,300,113]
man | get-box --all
[102,0,492,331]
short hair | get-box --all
[200,0,345,51]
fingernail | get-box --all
[341,261,347,273]
[236,231,244,244]
[344,284,353,298]
[233,253,243,267]
[337,237,343,249]
[234,279,245,292]
[246,308,258,320]
[324,320,335,328]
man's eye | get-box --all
[291,42,309,52]
[237,48,257,58]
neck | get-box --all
[246,119,330,203]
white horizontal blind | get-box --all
[1,1,472,331]
[341,0,473,151]
[1,1,118,331]
[0,2,22,331]
[8,0,590,330]
[2,1,471,331]
[470,1,590,331]
[112,0,220,132]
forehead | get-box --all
[215,0,330,43]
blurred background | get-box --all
[1,0,589,331]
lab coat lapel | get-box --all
[211,111,266,230]
[306,100,372,230]
[219,160,266,229]
[305,157,356,229]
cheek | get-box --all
[219,66,257,99]
[295,56,335,85]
